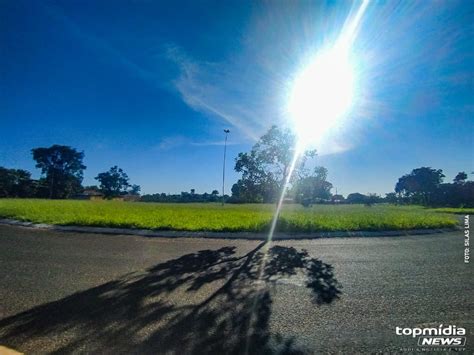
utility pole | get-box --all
[222,129,230,206]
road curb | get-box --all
[0,218,460,240]
[0,345,23,355]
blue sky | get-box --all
[1,0,472,196]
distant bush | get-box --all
[140,190,228,203]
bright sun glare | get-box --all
[288,44,354,148]
[288,0,369,149]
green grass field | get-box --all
[0,199,459,233]
[430,207,474,215]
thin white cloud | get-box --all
[154,135,239,151]
[166,43,359,156]
[163,1,371,155]
[40,3,260,145]
[43,1,377,156]
[166,46,267,141]
[155,136,188,151]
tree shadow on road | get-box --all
[0,242,341,354]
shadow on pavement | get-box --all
[0,242,341,354]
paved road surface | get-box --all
[0,224,472,354]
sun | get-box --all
[288,45,355,148]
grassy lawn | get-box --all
[430,207,474,214]
[0,199,459,233]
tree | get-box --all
[395,167,445,205]
[129,184,141,196]
[385,192,398,204]
[95,166,130,199]
[230,172,276,203]
[293,166,333,206]
[392,169,473,207]
[0,167,35,198]
[365,193,381,206]
[233,125,316,203]
[140,190,223,203]
[454,171,468,184]
[346,193,367,204]
[31,145,86,199]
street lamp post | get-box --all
[222,129,230,206]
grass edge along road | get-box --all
[0,199,461,233]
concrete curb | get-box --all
[0,345,23,355]
[0,218,460,240]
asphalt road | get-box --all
[0,224,472,354]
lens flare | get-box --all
[287,0,369,149]
[288,46,354,147]
[247,3,370,348]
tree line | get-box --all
[227,125,472,207]
[141,189,228,203]
[0,145,140,199]
[1,127,472,207]
[388,167,473,207]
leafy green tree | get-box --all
[395,167,445,205]
[431,180,474,207]
[95,166,130,199]
[365,193,381,206]
[385,192,398,204]
[230,171,277,203]
[346,193,368,204]
[392,169,473,207]
[0,167,35,197]
[453,171,468,184]
[210,189,219,202]
[233,125,316,203]
[129,184,141,196]
[31,145,86,199]
[0,167,19,197]
[140,190,221,203]
[293,166,333,206]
